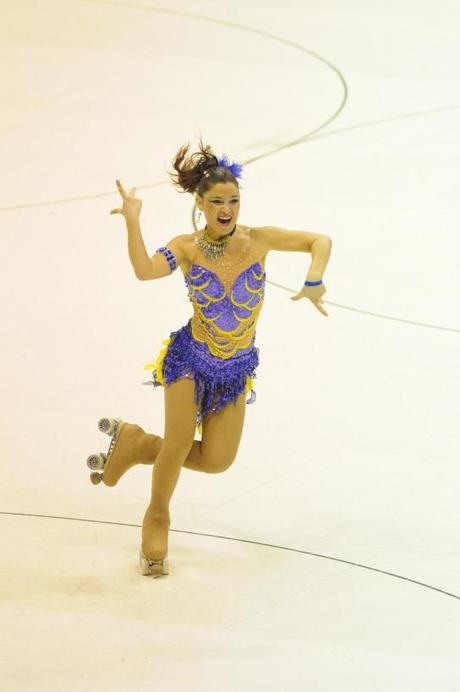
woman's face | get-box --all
[196,181,240,238]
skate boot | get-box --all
[139,551,170,578]
[86,417,161,486]
[140,510,171,578]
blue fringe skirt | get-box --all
[142,319,260,434]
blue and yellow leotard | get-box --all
[143,230,266,433]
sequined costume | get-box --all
[142,231,266,434]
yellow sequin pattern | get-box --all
[185,261,265,359]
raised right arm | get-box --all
[125,215,188,280]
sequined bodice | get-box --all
[183,232,266,359]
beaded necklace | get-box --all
[191,226,254,301]
[196,223,238,261]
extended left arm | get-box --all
[260,226,333,316]
[306,235,333,282]
[260,226,332,278]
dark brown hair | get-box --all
[168,136,240,197]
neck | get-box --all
[205,223,238,241]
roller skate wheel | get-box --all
[90,472,104,485]
[86,452,107,470]
[97,417,122,435]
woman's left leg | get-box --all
[138,390,248,473]
[182,390,247,473]
[100,391,248,486]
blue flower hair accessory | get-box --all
[217,153,244,179]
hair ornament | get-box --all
[217,153,244,179]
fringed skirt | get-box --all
[142,318,260,434]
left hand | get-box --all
[291,282,329,317]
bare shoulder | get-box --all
[249,226,330,253]
[249,226,270,255]
[170,225,267,274]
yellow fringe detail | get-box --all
[144,335,254,436]
[143,337,171,386]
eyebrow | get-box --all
[207,195,239,199]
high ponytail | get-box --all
[168,136,240,196]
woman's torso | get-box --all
[179,225,267,359]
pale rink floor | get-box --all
[1,1,459,690]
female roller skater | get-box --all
[88,139,332,577]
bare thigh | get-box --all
[199,390,247,472]
[163,376,199,458]
[163,376,247,472]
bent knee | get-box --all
[161,435,195,459]
[204,454,236,474]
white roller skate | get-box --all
[86,417,125,485]
[87,418,162,486]
[139,550,170,578]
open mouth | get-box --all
[218,217,232,226]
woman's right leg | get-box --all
[141,376,199,560]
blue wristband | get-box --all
[304,279,323,286]
[156,246,177,272]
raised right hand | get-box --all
[110,179,142,220]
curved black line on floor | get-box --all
[1,103,457,214]
[1,7,456,606]
[1,7,457,330]
[0,0,348,214]
[1,510,458,601]
[266,279,460,334]
[1,104,457,213]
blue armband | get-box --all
[304,279,323,286]
[156,246,177,273]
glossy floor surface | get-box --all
[1,1,459,690]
